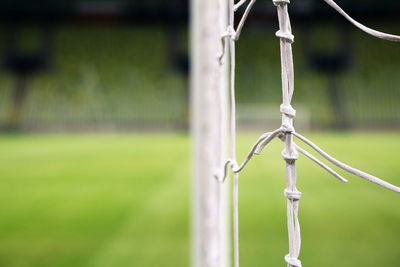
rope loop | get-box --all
[276,30,295,43]
[285,254,302,267]
[280,104,296,117]
[280,124,295,134]
[284,189,302,201]
[282,148,299,162]
[221,26,237,41]
[214,159,239,183]
[273,0,290,6]
[280,104,296,133]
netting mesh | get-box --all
[214,1,400,266]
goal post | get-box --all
[190,0,230,266]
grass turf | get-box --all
[0,133,398,267]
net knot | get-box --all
[221,26,237,40]
[280,124,295,133]
[284,189,302,201]
[280,104,296,132]
[273,0,291,6]
[285,254,302,267]
[280,104,296,117]
[276,30,295,43]
[282,148,298,162]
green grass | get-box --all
[0,132,399,267]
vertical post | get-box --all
[191,0,229,266]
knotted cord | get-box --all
[272,1,303,265]
[214,0,400,266]
[217,1,259,267]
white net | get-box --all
[215,1,400,267]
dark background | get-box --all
[0,0,399,131]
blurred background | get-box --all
[0,0,399,266]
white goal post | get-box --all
[191,0,230,267]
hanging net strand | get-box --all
[294,144,348,183]
[235,0,258,40]
[218,0,258,62]
[214,0,400,266]
[322,0,400,42]
[292,132,400,193]
[234,0,248,11]
[215,1,260,267]
[214,128,282,183]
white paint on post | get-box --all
[191,0,229,267]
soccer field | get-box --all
[0,133,398,267]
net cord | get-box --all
[214,0,400,266]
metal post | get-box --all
[191,0,229,266]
